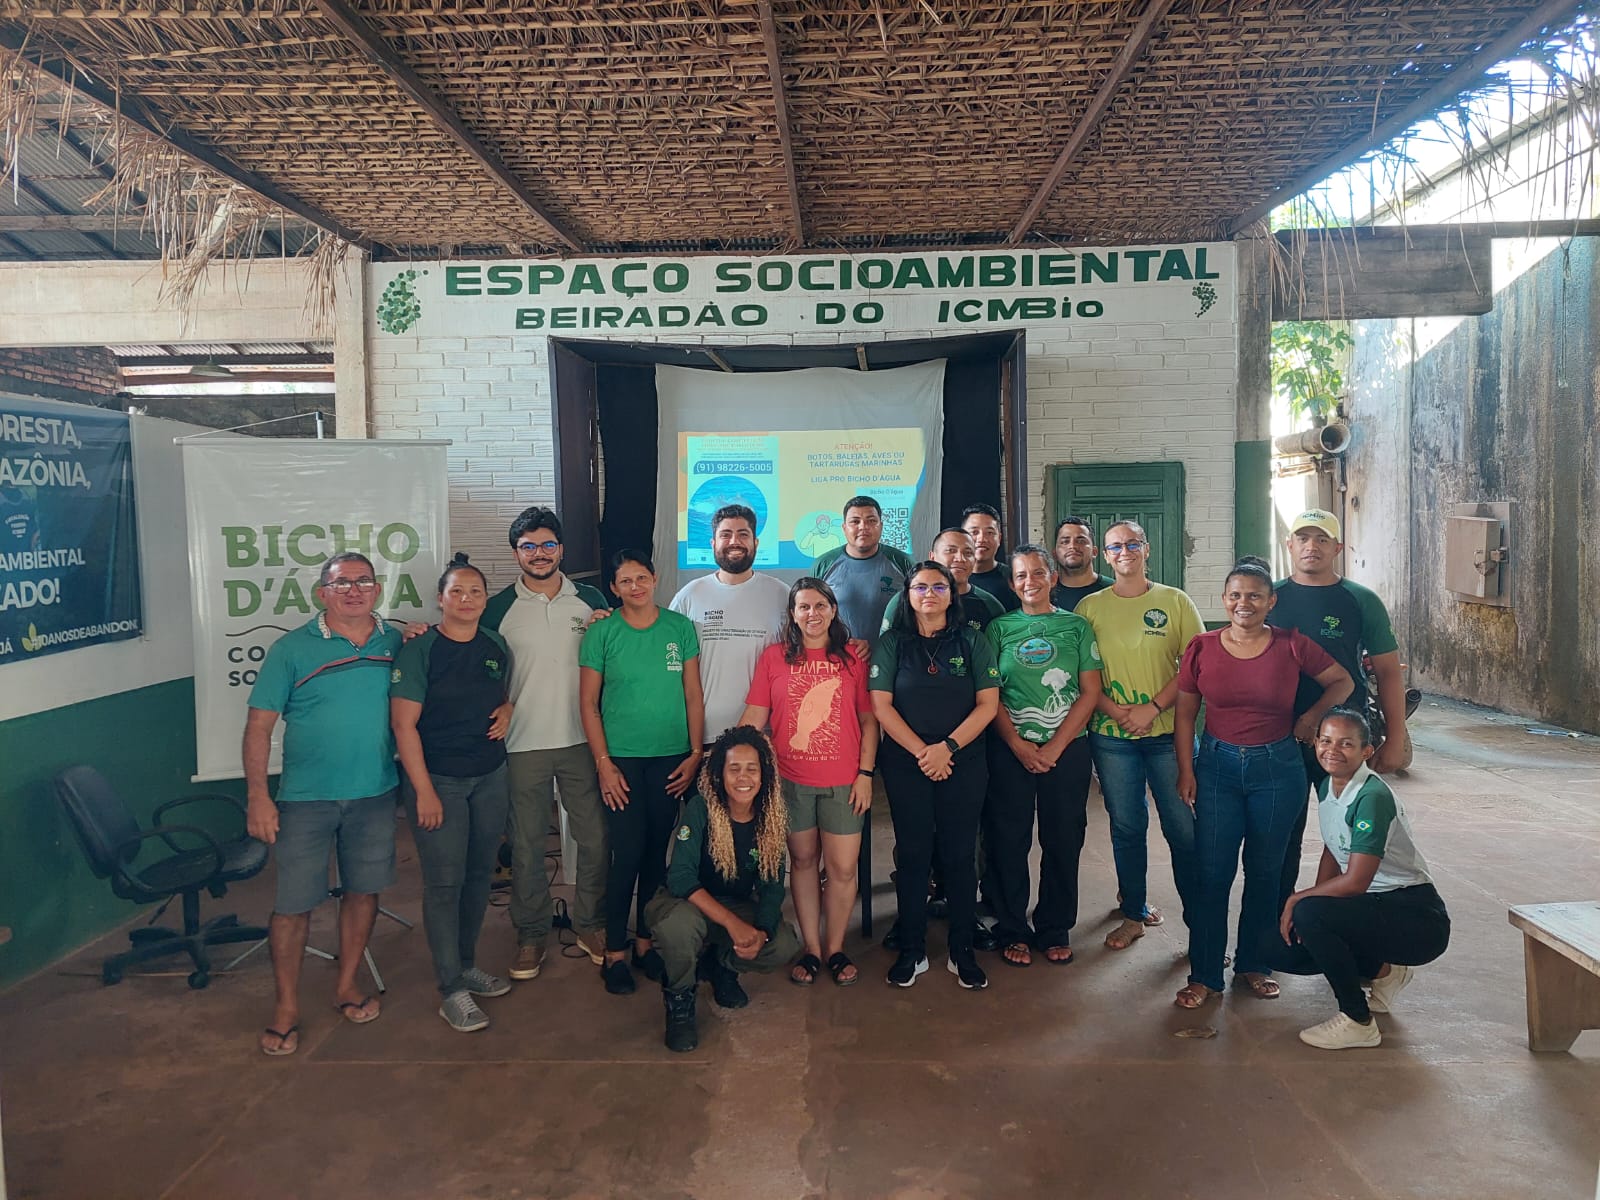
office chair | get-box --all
[55,765,269,989]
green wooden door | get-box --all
[1049,461,1187,587]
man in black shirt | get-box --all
[962,502,1021,612]
[1049,515,1111,612]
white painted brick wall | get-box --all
[368,257,1238,613]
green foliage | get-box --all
[1271,321,1353,424]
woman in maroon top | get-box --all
[1172,557,1352,1008]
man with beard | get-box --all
[813,495,915,650]
[878,527,1005,636]
[1050,516,1111,612]
[483,506,611,977]
[670,504,791,744]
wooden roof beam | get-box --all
[1007,0,1173,246]
[312,0,582,252]
[1226,0,1585,235]
[0,26,380,253]
[758,0,805,246]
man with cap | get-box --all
[1269,508,1410,908]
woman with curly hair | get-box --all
[644,725,801,1052]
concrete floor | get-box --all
[2,697,1598,1200]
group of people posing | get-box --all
[243,494,1449,1058]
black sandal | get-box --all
[790,953,822,985]
[826,952,858,987]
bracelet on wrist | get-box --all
[858,766,876,778]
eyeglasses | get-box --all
[1104,541,1146,555]
[909,583,950,596]
[324,577,378,594]
[516,540,560,553]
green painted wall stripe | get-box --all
[1233,439,1272,563]
[0,678,247,989]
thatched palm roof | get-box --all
[0,1,1584,259]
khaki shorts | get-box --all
[782,778,865,836]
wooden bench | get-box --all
[1507,901,1600,1052]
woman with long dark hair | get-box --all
[579,549,705,996]
[390,554,515,1032]
[870,561,1000,990]
[740,577,879,986]
[645,725,799,1051]
[1174,556,1352,1009]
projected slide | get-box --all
[678,428,926,569]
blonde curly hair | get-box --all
[696,726,788,883]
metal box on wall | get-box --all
[1445,502,1513,606]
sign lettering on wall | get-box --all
[372,246,1230,336]
[0,395,142,663]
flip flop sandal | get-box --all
[1174,983,1218,1009]
[260,1024,300,1056]
[336,996,381,1024]
[1002,942,1033,967]
[1105,919,1146,950]
[789,953,822,986]
[1235,974,1280,999]
[1141,906,1165,927]
[1043,945,1074,965]
[826,952,859,987]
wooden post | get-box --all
[1523,938,1600,1052]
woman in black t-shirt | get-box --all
[390,554,515,1033]
[869,561,1001,991]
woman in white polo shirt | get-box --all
[1272,707,1450,1049]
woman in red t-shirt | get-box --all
[1172,556,1352,1009]
[740,577,880,986]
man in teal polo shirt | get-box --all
[244,552,403,1056]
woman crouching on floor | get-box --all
[1271,707,1450,1049]
[645,725,801,1052]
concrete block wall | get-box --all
[367,251,1239,615]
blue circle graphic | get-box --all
[688,475,768,544]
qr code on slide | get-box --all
[883,507,911,552]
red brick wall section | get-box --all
[0,346,122,398]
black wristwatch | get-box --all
[942,736,960,754]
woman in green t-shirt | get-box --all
[579,550,705,996]
[390,554,515,1033]
[984,545,1103,967]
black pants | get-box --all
[1269,883,1450,1022]
[985,736,1092,948]
[605,754,682,952]
[1277,743,1326,910]
[882,742,986,958]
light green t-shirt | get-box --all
[1074,582,1204,738]
[985,608,1103,743]
[577,607,700,758]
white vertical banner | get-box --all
[179,438,451,782]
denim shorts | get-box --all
[781,778,864,836]
[273,790,399,914]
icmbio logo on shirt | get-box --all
[665,642,683,672]
[1143,609,1169,630]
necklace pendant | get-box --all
[926,662,939,675]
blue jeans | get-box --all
[1188,733,1307,992]
[1090,733,1196,928]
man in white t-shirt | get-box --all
[483,506,610,978]
[669,504,790,744]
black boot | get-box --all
[699,949,749,1009]
[662,986,698,1053]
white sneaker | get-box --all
[1299,1012,1381,1050]
[1366,964,1413,1014]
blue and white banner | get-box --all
[0,395,142,663]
